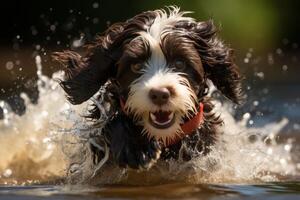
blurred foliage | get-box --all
[138,0,279,51]
[1,0,299,53]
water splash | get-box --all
[0,56,69,185]
[0,56,299,185]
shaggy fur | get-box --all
[53,7,243,170]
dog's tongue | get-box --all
[154,111,171,123]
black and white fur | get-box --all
[53,7,243,171]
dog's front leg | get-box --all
[104,114,161,169]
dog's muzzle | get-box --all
[147,87,176,129]
[120,97,204,146]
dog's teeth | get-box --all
[150,113,156,121]
[149,111,175,126]
[153,118,172,126]
[168,112,174,120]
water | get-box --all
[0,55,299,199]
[0,183,300,200]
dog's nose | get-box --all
[149,87,170,106]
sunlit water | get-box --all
[0,55,299,199]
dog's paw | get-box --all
[117,138,161,170]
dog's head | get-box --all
[54,7,243,145]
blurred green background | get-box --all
[0,0,299,113]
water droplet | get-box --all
[93,17,99,24]
[253,101,259,106]
[5,61,14,70]
[255,72,264,79]
[3,118,9,126]
[276,48,282,55]
[36,45,41,50]
[36,55,41,64]
[43,137,51,143]
[280,158,287,166]
[47,144,53,150]
[282,38,289,45]
[282,65,288,71]
[50,24,56,32]
[243,58,249,63]
[42,111,49,117]
[72,36,84,48]
[267,148,273,155]
[262,88,269,94]
[31,26,38,36]
[293,123,300,130]
[3,169,12,177]
[284,144,292,152]
[243,112,251,120]
[92,2,99,8]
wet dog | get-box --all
[53,7,243,170]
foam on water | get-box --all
[0,56,299,185]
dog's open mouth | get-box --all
[149,110,175,129]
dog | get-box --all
[53,7,243,171]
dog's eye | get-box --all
[131,63,143,73]
[174,60,186,70]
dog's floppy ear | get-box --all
[188,20,244,104]
[52,23,125,104]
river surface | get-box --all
[0,182,300,200]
